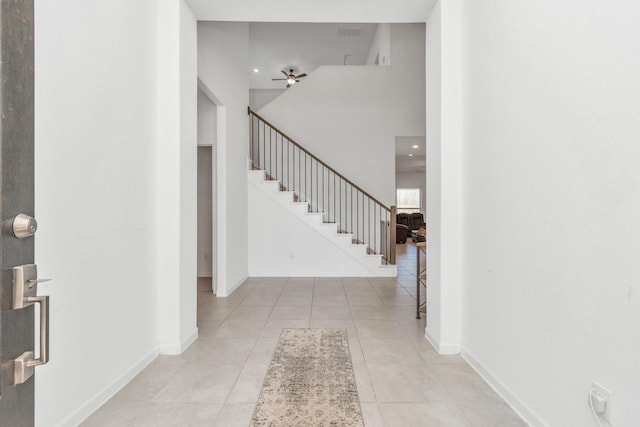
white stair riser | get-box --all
[249,170,397,277]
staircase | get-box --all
[248,107,397,277]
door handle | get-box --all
[12,264,51,385]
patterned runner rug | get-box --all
[250,328,364,426]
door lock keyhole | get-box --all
[12,213,37,238]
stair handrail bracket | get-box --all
[248,107,396,266]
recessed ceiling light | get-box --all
[412,145,419,148]
[408,154,413,157]
[253,68,260,73]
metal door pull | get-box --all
[12,264,51,385]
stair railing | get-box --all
[248,107,396,265]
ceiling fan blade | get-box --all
[296,73,307,78]
[281,70,288,77]
[286,84,291,88]
[295,79,300,83]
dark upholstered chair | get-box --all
[396,213,410,229]
[396,224,410,243]
[409,213,425,231]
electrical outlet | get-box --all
[591,381,613,425]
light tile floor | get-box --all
[82,243,526,427]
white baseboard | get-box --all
[159,327,199,355]
[58,347,159,427]
[425,328,460,354]
[461,346,546,427]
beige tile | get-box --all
[152,363,243,403]
[377,402,469,427]
[373,287,410,296]
[287,277,315,286]
[240,293,280,306]
[201,306,237,320]
[180,337,256,364]
[344,287,379,296]
[341,279,372,288]
[309,318,357,337]
[347,294,384,306]
[215,403,256,427]
[276,293,313,306]
[81,400,147,426]
[246,337,278,364]
[227,305,274,320]
[312,293,349,305]
[310,305,353,320]
[353,363,376,403]
[380,295,416,306]
[111,356,185,402]
[367,363,449,403]
[269,305,311,320]
[227,363,270,403]
[280,286,314,296]
[313,277,343,287]
[348,336,365,364]
[350,306,396,320]
[212,319,266,338]
[259,318,309,338]
[360,403,383,427]
[196,319,224,337]
[457,401,527,427]
[354,320,405,338]
[360,337,425,365]
[129,402,222,427]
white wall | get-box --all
[197,22,250,296]
[178,0,199,352]
[258,25,425,209]
[459,1,640,425]
[198,87,217,145]
[156,0,198,355]
[390,23,426,138]
[259,66,395,206]
[248,182,375,277]
[424,0,464,355]
[186,0,434,22]
[366,23,391,65]
[34,0,161,425]
[396,172,426,214]
[249,89,286,111]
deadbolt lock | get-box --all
[12,213,37,238]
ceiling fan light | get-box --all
[287,77,296,85]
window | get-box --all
[396,188,421,214]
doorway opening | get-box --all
[197,86,217,295]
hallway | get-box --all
[82,246,524,426]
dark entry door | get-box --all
[0,0,38,425]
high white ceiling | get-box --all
[396,137,426,173]
[186,0,435,23]
[250,23,377,90]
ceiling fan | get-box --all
[272,69,307,88]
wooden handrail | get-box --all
[248,107,390,212]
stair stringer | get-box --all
[248,170,396,277]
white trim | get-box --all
[159,327,199,355]
[425,328,460,354]
[218,275,248,297]
[58,347,159,427]
[461,346,546,427]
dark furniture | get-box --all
[396,224,410,243]
[396,213,425,241]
